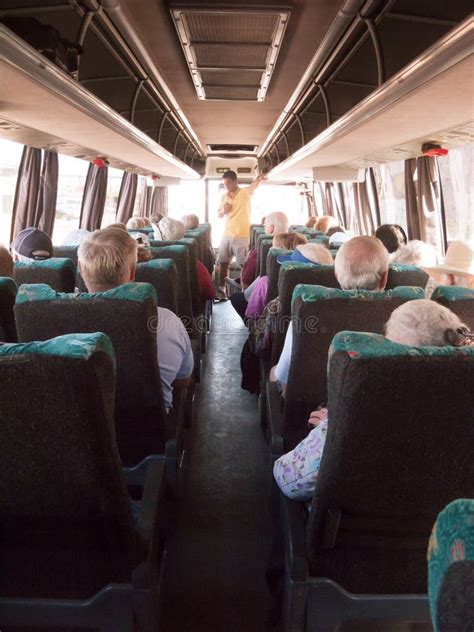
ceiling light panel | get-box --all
[170,5,290,102]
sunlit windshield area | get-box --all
[1,3,473,631]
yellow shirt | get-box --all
[220,187,252,238]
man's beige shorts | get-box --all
[217,235,249,266]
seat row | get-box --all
[0,222,214,631]
[249,241,474,631]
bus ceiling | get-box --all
[0,1,472,181]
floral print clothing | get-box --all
[273,420,329,501]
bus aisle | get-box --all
[161,301,273,632]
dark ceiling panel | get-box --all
[205,85,259,101]
[185,11,277,44]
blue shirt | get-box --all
[156,308,194,412]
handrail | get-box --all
[269,15,473,178]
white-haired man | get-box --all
[270,236,389,389]
[78,227,193,412]
[274,299,472,501]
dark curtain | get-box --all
[150,186,168,217]
[36,150,58,237]
[116,172,138,224]
[138,182,152,217]
[79,163,108,231]
[10,146,42,241]
[350,168,381,236]
[405,156,445,253]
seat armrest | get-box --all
[266,380,284,457]
[136,457,166,543]
[281,495,309,582]
[122,455,164,489]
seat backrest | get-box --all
[308,236,330,247]
[150,238,201,314]
[265,248,291,304]
[186,227,214,272]
[431,285,474,330]
[428,499,474,632]
[258,238,274,277]
[284,285,425,448]
[136,258,179,314]
[14,282,166,466]
[307,332,474,595]
[251,225,265,248]
[0,332,136,599]
[149,245,193,329]
[386,263,429,289]
[0,276,17,342]
[271,262,339,364]
[256,234,273,277]
[53,245,78,265]
[14,258,76,293]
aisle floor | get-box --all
[161,301,273,632]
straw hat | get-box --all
[422,241,474,278]
[277,243,333,265]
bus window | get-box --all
[0,138,23,243]
[101,167,126,229]
[438,145,473,247]
[168,180,205,223]
[53,154,89,245]
[373,161,408,233]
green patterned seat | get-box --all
[14,282,169,468]
[14,257,76,293]
[271,262,338,364]
[149,245,193,330]
[265,248,291,304]
[431,285,474,330]
[0,331,166,628]
[281,285,424,449]
[428,499,474,632]
[386,263,429,290]
[308,236,330,247]
[0,276,17,342]
[280,331,473,631]
[136,258,178,314]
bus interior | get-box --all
[0,1,473,631]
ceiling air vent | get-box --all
[208,144,258,153]
[170,4,290,101]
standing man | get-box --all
[215,169,266,301]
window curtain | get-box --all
[405,156,446,253]
[10,146,42,241]
[116,172,137,224]
[138,182,152,218]
[313,182,346,226]
[350,168,381,236]
[36,150,58,237]
[79,162,108,231]
[151,186,168,217]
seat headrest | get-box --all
[15,281,157,306]
[292,284,425,305]
[0,331,115,364]
[329,331,474,361]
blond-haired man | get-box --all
[79,227,193,411]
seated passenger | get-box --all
[314,215,338,234]
[78,227,193,412]
[305,217,317,228]
[182,214,200,230]
[270,236,389,388]
[154,217,215,304]
[149,212,163,225]
[10,227,53,262]
[422,241,474,290]
[274,299,472,501]
[0,244,14,277]
[61,228,91,245]
[375,223,408,254]
[390,239,438,268]
[126,216,148,230]
[130,232,152,262]
[153,216,185,241]
[241,212,289,290]
[246,237,333,321]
